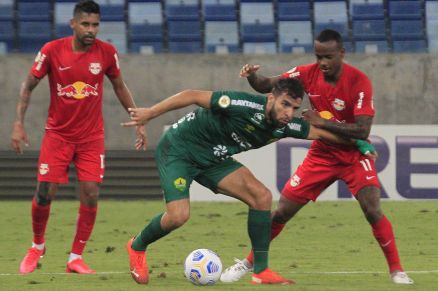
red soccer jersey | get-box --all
[282,63,375,164]
[31,36,121,143]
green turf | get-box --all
[1,200,436,290]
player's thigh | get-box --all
[38,134,75,184]
[157,155,200,203]
[195,158,243,195]
[281,157,337,204]
[73,138,105,183]
[206,162,271,209]
[341,156,381,196]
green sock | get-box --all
[247,208,271,274]
[131,213,170,251]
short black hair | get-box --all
[316,29,343,49]
[272,78,304,100]
[74,0,100,16]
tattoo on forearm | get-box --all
[322,117,372,140]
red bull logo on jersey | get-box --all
[89,62,101,75]
[57,82,98,100]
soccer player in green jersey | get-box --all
[121,78,375,285]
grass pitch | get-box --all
[0,200,437,291]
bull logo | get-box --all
[57,82,98,100]
[89,62,101,75]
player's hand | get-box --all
[239,64,261,78]
[355,140,378,160]
[10,121,29,154]
[135,124,147,151]
[302,109,325,127]
[121,108,153,127]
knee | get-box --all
[364,206,383,224]
[251,186,272,210]
[35,182,57,205]
[166,211,190,230]
[82,183,100,202]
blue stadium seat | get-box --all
[352,19,386,41]
[426,1,438,21]
[355,40,388,53]
[202,0,237,21]
[54,2,75,38]
[314,21,349,40]
[205,21,239,53]
[100,4,125,21]
[240,2,275,44]
[240,2,274,24]
[314,1,348,23]
[351,3,384,20]
[389,1,422,20]
[278,21,313,53]
[128,2,163,53]
[168,41,203,53]
[168,20,202,53]
[391,20,424,40]
[392,40,427,53]
[98,21,127,54]
[165,0,199,21]
[242,42,277,54]
[18,21,52,53]
[0,20,14,52]
[18,2,51,21]
[277,1,311,21]
[0,0,13,21]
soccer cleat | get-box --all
[66,258,96,274]
[391,271,414,284]
[19,247,46,274]
[126,238,149,284]
[251,268,295,285]
[220,258,253,283]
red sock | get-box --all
[32,197,51,244]
[371,215,403,273]
[247,221,286,265]
[71,204,97,255]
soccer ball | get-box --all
[184,249,222,285]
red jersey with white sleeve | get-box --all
[31,36,121,143]
[282,63,374,164]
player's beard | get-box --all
[79,34,96,47]
[268,109,287,128]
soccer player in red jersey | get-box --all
[10,0,145,274]
[220,29,413,284]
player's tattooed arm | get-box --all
[240,64,281,94]
[16,74,41,123]
[303,110,372,140]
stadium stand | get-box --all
[1,0,430,54]
[240,0,276,54]
[128,0,163,54]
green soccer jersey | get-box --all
[163,91,310,168]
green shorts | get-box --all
[155,136,243,203]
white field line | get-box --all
[1,270,438,276]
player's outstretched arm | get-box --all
[110,75,147,150]
[307,125,377,159]
[240,64,282,94]
[121,90,213,127]
[303,109,372,140]
[11,74,41,154]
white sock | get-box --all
[68,253,82,263]
[32,242,45,251]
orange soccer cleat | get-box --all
[251,268,295,285]
[19,247,46,274]
[126,238,149,284]
[66,258,96,274]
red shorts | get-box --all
[282,155,381,204]
[37,134,105,183]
